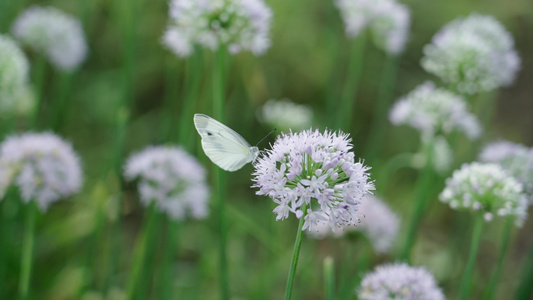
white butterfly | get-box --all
[194,113,259,172]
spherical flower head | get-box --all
[356,195,400,253]
[124,146,209,220]
[358,262,445,300]
[480,141,533,200]
[252,129,375,232]
[421,13,520,95]
[257,99,313,132]
[335,0,410,55]
[11,5,88,71]
[0,35,35,116]
[439,162,528,226]
[389,81,481,139]
[162,0,272,57]
[0,132,83,210]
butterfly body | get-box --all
[194,113,259,171]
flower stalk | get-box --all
[458,213,484,300]
[285,204,307,300]
[18,201,37,300]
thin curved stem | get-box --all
[458,213,484,300]
[484,217,513,300]
[18,202,37,300]
[284,204,307,300]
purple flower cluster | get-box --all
[252,129,375,232]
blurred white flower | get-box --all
[0,35,34,116]
[390,81,481,139]
[162,0,272,57]
[358,262,445,300]
[124,146,209,220]
[356,195,400,253]
[252,129,375,232]
[0,132,83,210]
[421,13,520,94]
[306,195,399,253]
[257,99,313,132]
[412,136,453,174]
[480,141,533,200]
[439,162,528,226]
[335,0,410,55]
[12,5,88,71]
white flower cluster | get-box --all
[12,5,88,71]
[124,146,209,220]
[480,141,533,200]
[306,195,399,253]
[0,133,83,210]
[439,162,528,226]
[257,99,313,132]
[421,13,520,94]
[389,81,481,139]
[0,35,34,115]
[162,0,272,57]
[358,262,445,300]
[252,129,375,232]
[335,0,410,54]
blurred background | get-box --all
[0,0,532,299]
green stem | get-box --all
[284,203,307,300]
[458,213,485,300]
[18,201,37,300]
[157,218,179,300]
[364,54,399,164]
[336,35,366,132]
[484,217,513,300]
[514,236,533,300]
[31,56,47,129]
[399,137,435,261]
[212,47,229,300]
[126,203,158,300]
[51,71,74,132]
[177,52,203,146]
[323,256,335,300]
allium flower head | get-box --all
[252,129,375,232]
[480,141,533,199]
[257,99,313,132]
[162,0,272,57]
[0,35,34,115]
[0,132,83,210]
[389,81,481,139]
[421,13,520,94]
[335,0,410,54]
[358,262,445,300]
[11,5,88,71]
[124,146,209,220]
[439,162,528,226]
[412,136,453,174]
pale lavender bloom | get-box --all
[0,34,34,115]
[257,99,313,132]
[358,262,445,300]
[480,141,533,199]
[306,195,399,253]
[335,0,410,55]
[421,13,520,94]
[0,132,83,210]
[162,0,272,57]
[124,146,209,220]
[439,162,527,226]
[389,81,481,139]
[252,129,375,231]
[11,5,88,71]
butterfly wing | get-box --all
[194,114,254,172]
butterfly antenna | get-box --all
[255,128,277,147]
